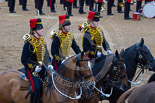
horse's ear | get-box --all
[140,38,144,47]
[115,50,120,59]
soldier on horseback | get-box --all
[21,18,53,103]
[51,15,81,70]
[83,11,112,60]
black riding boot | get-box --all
[30,92,38,103]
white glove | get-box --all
[106,50,112,55]
[35,65,42,73]
[103,0,107,3]
[48,65,54,70]
[97,51,102,57]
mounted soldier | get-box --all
[51,15,81,70]
[21,18,52,103]
[82,11,112,60]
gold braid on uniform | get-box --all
[88,27,104,51]
[27,36,46,67]
[57,32,73,59]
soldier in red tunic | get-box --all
[65,0,74,16]
[124,0,132,20]
[107,0,114,15]
[50,0,56,12]
[95,0,104,18]
[79,0,86,14]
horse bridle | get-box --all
[136,43,151,69]
[110,54,127,82]
[76,53,95,89]
[51,53,95,100]
[127,43,151,85]
[95,54,127,98]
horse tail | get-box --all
[116,87,136,103]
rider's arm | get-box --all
[102,33,111,51]
[21,42,37,71]
[71,38,81,54]
[51,36,61,61]
[83,32,96,57]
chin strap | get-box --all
[36,31,41,38]
[91,21,97,28]
[62,27,68,33]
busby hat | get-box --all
[29,18,43,31]
[59,15,71,30]
[87,11,100,22]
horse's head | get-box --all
[109,50,128,89]
[71,51,95,90]
[136,38,154,68]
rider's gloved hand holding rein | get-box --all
[106,50,113,55]
[35,65,42,73]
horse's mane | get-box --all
[121,44,138,80]
[58,55,76,70]
[92,55,107,76]
[122,44,137,61]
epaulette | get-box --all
[23,34,31,41]
[23,34,32,43]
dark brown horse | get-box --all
[116,81,155,103]
[103,38,154,103]
[78,50,128,103]
[0,52,95,103]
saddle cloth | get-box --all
[20,74,30,90]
